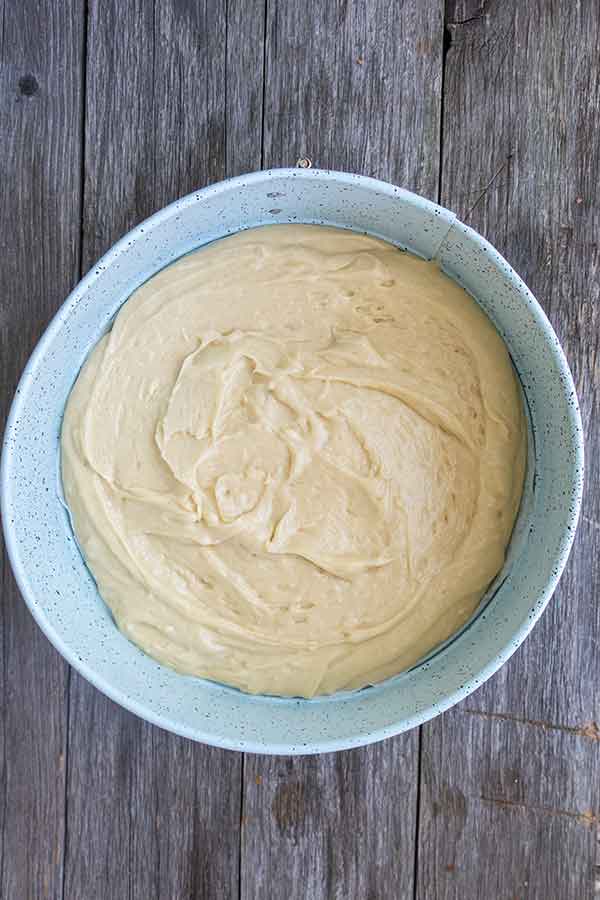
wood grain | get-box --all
[0,1,85,897]
[262,0,444,197]
[417,2,600,897]
[241,3,444,899]
[418,708,599,899]
[226,0,266,176]
[63,3,241,899]
[80,0,227,267]
[243,740,420,900]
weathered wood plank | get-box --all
[80,0,227,263]
[242,3,444,898]
[63,3,241,899]
[262,0,444,196]
[65,686,242,900]
[243,741,420,900]
[417,2,600,897]
[226,0,266,176]
[442,0,600,746]
[419,709,598,899]
[0,1,85,897]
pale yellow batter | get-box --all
[61,225,525,697]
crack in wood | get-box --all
[464,154,513,219]
[446,0,490,30]
[463,708,600,741]
[480,795,598,827]
[447,14,485,26]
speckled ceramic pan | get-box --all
[1,169,584,754]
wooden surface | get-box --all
[0,2,84,897]
[0,1,598,898]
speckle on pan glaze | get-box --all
[0,169,584,755]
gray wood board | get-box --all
[0,1,85,897]
[243,740,420,900]
[416,2,600,898]
[262,0,444,195]
[226,0,266,176]
[419,708,599,899]
[240,3,444,900]
[63,3,241,899]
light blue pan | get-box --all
[0,169,584,754]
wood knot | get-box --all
[18,74,39,97]
[271,780,306,834]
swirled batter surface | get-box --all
[61,225,525,697]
